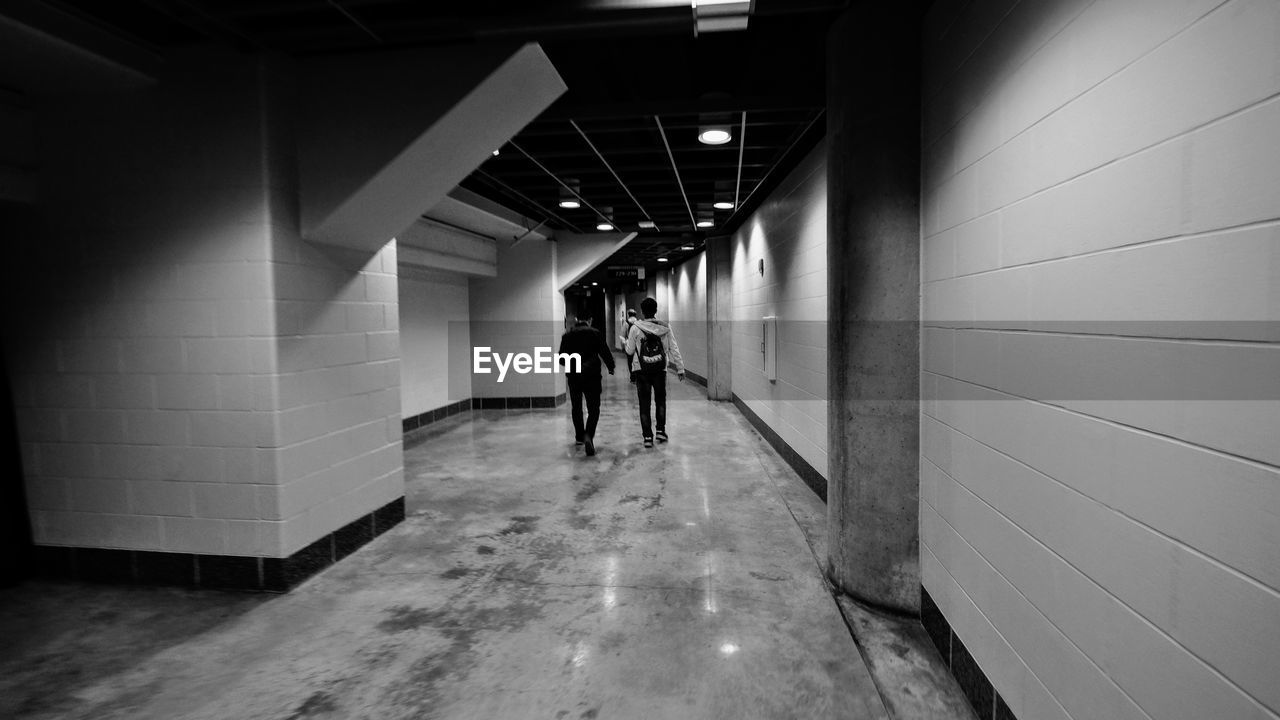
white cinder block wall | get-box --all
[729,142,828,479]
[270,234,404,557]
[469,236,562,400]
[398,267,472,417]
[666,251,708,379]
[9,54,283,557]
[7,51,408,560]
[921,2,1280,719]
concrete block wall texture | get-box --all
[7,52,283,557]
[398,268,471,418]
[269,233,404,558]
[5,49,412,562]
[921,2,1280,719]
[728,142,828,479]
[468,236,563,399]
[667,251,708,379]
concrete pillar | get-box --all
[704,234,733,401]
[825,4,922,614]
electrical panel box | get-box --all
[762,315,778,382]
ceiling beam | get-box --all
[472,169,584,234]
[510,140,616,231]
[571,119,658,232]
[734,111,746,210]
[519,115,818,135]
[654,115,697,230]
[536,98,821,122]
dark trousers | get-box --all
[634,370,666,439]
[568,374,602,440]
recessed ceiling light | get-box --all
[713,201,734,210]
[591,282,598,286]
[657,257,669,262]
[698,127,732,145]
[638,220,656,229]
[559,179,582,209]
[680,244,695,250]
[491,148,500,156]
[696,220,714,228]
[596,222,614,231]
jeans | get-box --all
[634,370,666,439]
[567,374,602,440]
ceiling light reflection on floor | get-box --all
[603,555,618,610]
[720,642,739,656]
[571,642,590,668]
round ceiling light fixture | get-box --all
[696,219,714,228]
[558,178,582,209]
[713,201,735,210]
[596,205,614,232]
[698,126,732,145]
[657,257,669,263]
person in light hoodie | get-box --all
[624,296,684,448]
[618,308,638,383]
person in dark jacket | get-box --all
[558,316,615,456]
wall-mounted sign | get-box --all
[608,266,645,280]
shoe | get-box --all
[584,437,596,456]
[575,435,584,445]
[656,430,668,443]
[643,437,654,448]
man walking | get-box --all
[558,315,615,456]
[618,309,638,383]
[624,297,684,448]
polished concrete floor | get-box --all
[0,365,969,719]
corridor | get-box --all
[2,368,910,720]
[3,2,1277,719]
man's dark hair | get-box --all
[640,297,657,318]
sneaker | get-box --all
[575,435,585,445]
[656,430,668,443]
[643,437,654,448]
[584,437,596,456]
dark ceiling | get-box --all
[39,0,844,281]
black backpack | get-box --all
[637,329,666,372]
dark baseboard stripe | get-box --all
[471,395,566,410]
[730,394,827,503]
[921,585,1017,720]
[30,497,406,593]
[402,398,473,433]
[684,369,708,387]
